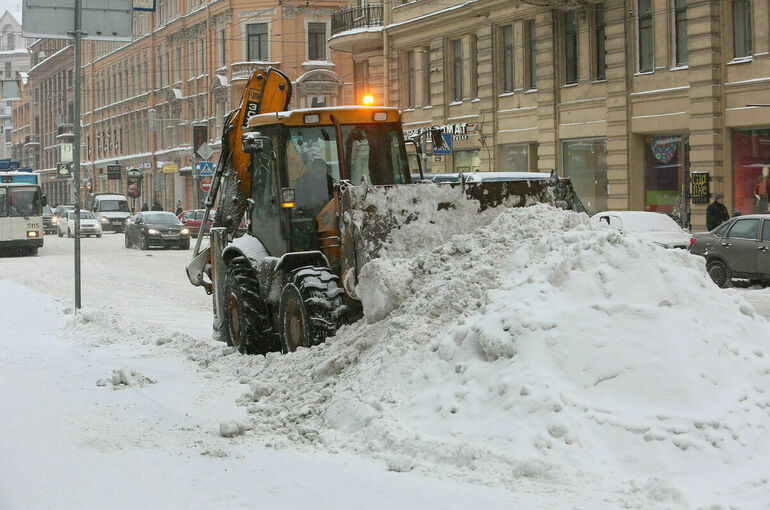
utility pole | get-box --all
[72,0,83,310]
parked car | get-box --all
[590,211,691,249]
[51,205,74,229]
[57,210,102,238]
[42,206,54,234]
[689,214,770,287]
[178,209,214,238]
[124,211,190,250]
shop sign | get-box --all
[107,164,122,180]
[127,169,143,198]
[691,172,710,204]
[162,163,179,174]
[404,122,472,142]
[56,162,71,178]
[61,143,73,163]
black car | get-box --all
[124,211,190,250]
[689,214,770,287]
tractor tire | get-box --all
[707,260,731,288]
[278,267,347,353]
[223,263,273,355]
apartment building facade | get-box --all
[1,11,32,160]
[330,0,770,228]
[13,0,353,210]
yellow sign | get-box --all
[162,163,178,174]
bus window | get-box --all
[8,188,42,217]
[0,188,7,217]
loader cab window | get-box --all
[250,126,286,256]
[342,123,409,185]
[286,126,339,218]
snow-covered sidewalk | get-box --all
[0,281,514,509]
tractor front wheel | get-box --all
[278,267,347,353]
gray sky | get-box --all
[1,0,23,24]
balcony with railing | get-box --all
[329,4,384,53]
[230,61,281,83]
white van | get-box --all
[91,193,131,232]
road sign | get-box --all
[198,161,214,176]
[23,0,133,41]
[197,142,214,161]
[200,177,212,192]
[433,133,453,155]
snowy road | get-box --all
[0,234,515,509]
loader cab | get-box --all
[245,107,410,257]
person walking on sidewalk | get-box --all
[706,192,730,231]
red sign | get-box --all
[192,125,208,154]
[200,177,212,192]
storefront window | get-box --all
[644,135,689,214]
[453,149,480,173]
[562,138,608,214]
[733,129,770,215]
[498,143,531,172]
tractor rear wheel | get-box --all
[223,263,273,355]
[278,267,347,353]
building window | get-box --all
[471,35,479,99]
[423,46,432,106]
[562,138,608,214]
[673,0,688,66]
[638,0,653,72]
[354,60,369,102]
[407,50,415,108]
[499,143,538,171]
[732,0,752,58]
[4,62,10,79]
[564,10,578,84]
[308,22,326,61]
[526,19,537,89]
[247,23,268,61]
[644,135,689,214]
[453,149,480,173]
[198,38,205,75]
[733,129,769,214]
[175,47,182,82]
[452,38,463,101]
[219,29,226,67]
[595,4,606,79]
[502,25,514,93]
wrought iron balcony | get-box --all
[23,134,40,147]
[331,4,383,37]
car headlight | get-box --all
[52,217,58,224]
[147,228,160,235]
[180,228,189,235]
[100,217,109,223]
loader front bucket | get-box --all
[338,175,584,297]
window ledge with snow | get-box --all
[302,61,335,69]
[670,65,689,71]
[727,57,753,65]
[448,101,463,106]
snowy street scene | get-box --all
[3,0,770,506]
[3,204,770,509]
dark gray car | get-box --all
[689,214,770,287]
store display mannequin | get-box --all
[755,166,770,213]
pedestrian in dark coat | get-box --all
[141,203,149,211]
[152,201,163,211]
[706,192,730,231]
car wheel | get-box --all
[707,260,731,288]
[67,228,73,238]
[179,239,190,250]
[223,263,273,355]
[124,235,130,248]
[140,235,149,250]
[57,228,63,238]
[97,234,102,238]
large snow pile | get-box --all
[225,204,770,507]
